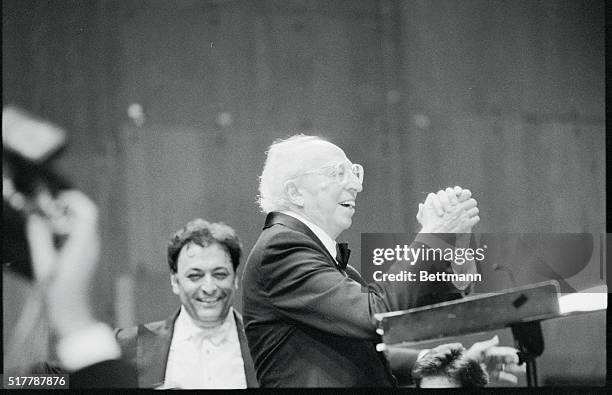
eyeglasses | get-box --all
[301,161,364,185]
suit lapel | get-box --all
[137,312,178,388]
[264,212,367,283]
[264,212,338,267]
[344,264,367,286]
[233,310,258,387]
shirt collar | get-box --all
[281,210,338,259]
[173,306,235,344]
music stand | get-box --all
[375,280,561,387]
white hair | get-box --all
[257,134,330,213]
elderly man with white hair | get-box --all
[242,135,516,387]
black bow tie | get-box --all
[335,242,351,270]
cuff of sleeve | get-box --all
[414,233,455,250]
[56,322,121,371]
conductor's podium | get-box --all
[374,281,603,387]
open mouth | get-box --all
[196,296,224,305]
[339,200,355,209]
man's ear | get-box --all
[284,180,304,207]
[233,274,239,290]
[170,274,180,295]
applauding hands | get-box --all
[417,186,480,233]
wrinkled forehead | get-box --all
[298,140,350,168]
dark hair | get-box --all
[412,344,488,388]
[167,218,242,273]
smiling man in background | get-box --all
[115,218,257,388]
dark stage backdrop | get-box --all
[3,0,604,385]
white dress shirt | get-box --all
[163,307,247,389]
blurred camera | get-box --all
[3,106,71,279]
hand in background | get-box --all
[464,335,525,385]
[26,190,100,338]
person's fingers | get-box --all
[464,216,480,229]
[482,347,523,385]
[489,370,519,384]
[498,371,519,384]
[436,190,451,210]
[478,335,499,350]
[46,191,100,247]
[55,190,98,224]
[484,346,520,361]
[504,362,526,375]
[484,347,521,372]
[431,197,445,216]
[425,193,445,216]
[425,192,437,202]
[465,207,479,218]
[52,191,101,278]
[416,203,424,222]
[466,339,523,385]
[457,198,478,211]
[458,188,471,202]
[445,187,458,205]
[466,335,499,360]
[25,214,57,281]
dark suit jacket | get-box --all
[115,309,258,388]
[69,359,138,388]
[242,212,462,387]
[29,359,138,388]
